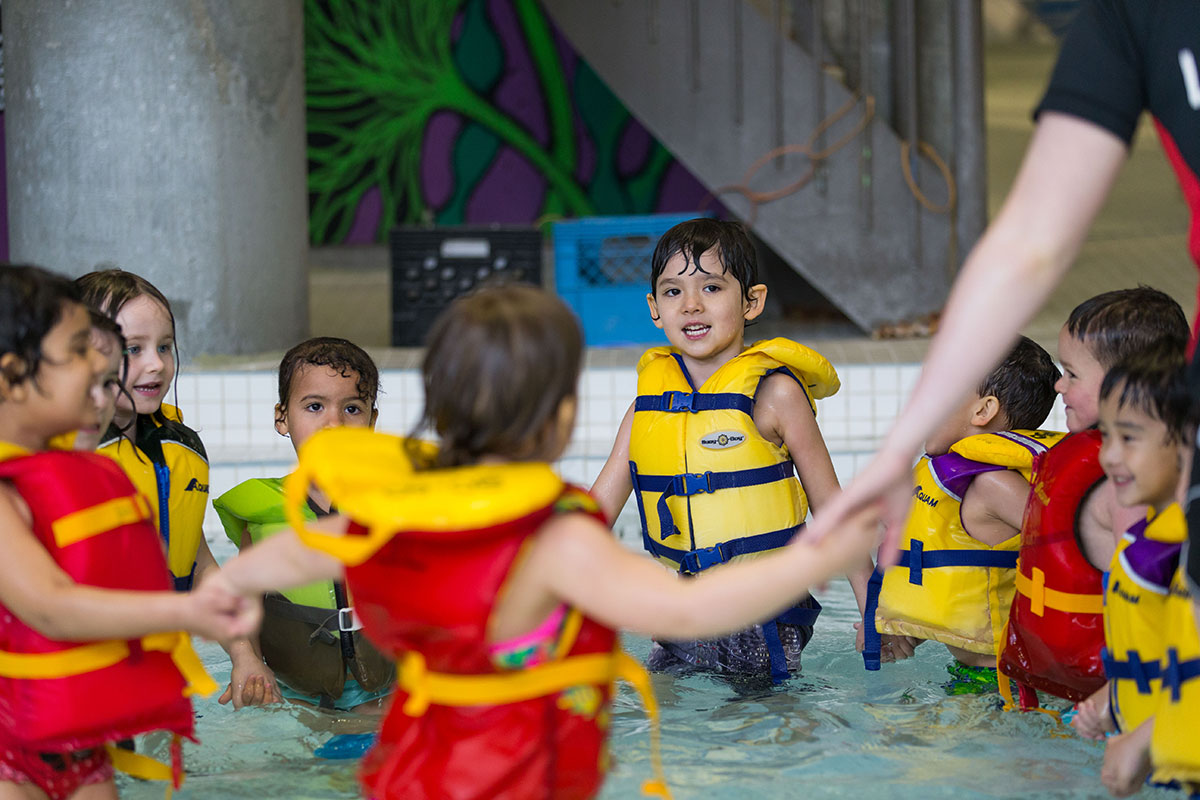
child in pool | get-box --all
[213,338,394,712]
[76,269,280,709]
[0,264,257,799]
[590,218,900,681]
[216,284,880,800]
[998,287,1189,708]
[1069,352,1194,793]
[866,336,1060,692]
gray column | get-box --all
[3,0,307,356]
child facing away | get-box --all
[590,218,900,682]
[998,286,1189,710]
[75,269,280,709]
[216,284,880,800]
[1067,352,1195,794]
[0,264,257,799]
[866,336,1061,693]
[213,338,394,712]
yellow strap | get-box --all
[106,734,183,799]
[995,618,1065,722]
[0,632,217,697]
[1015,566,1104,617]
[51,494,152,548]
[398,649,671,798]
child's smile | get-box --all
[647,248,765,381]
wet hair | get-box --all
[649,218,759,300]
[0,264,83,387]
[1065,286,1188,370]
[977,335,1060,430]
[1099,346,1196,443]
[276,337,380,422]
[409,284,582,469]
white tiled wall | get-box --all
[187,363,1067,542]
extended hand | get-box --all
[219,654,283,709]
[189,571,263,642]
[804,448,914,567]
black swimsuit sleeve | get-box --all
[1035,0,1146,145]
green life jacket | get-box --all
[212,477,394,703]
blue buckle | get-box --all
[663,391,696,412]
[674,471,714,496]
[680,544,727,574]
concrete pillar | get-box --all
[3,0,307,356]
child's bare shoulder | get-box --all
[754,370,816,416]
[0,480,31,526]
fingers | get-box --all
[218,684,233,706]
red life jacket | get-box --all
[0,448,210,753]
[999,430,1107,705]
[346,486,618,800]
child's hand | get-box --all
[189,570,262,642]
[1100,720,1153,797]
[220,652,283,709]
[851,623,917,663]
[799,506,881,577]
[1070,684,1115,741]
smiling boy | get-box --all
[591,219,898,681]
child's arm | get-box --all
[1079,479,1145,572]
[590,401,635,525]
[755,373,875,609]
[959,469,1029,546]
[196,525,282,709]
[527,505,880,639]
[217,521,346,597]
[1101,717,1153,798]
[0,484,256,642]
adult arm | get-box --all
[805,112,1129,561]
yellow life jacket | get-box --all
[627,338,839,574]
[97,405,208,590]
[1149,558,1200,789]
[1102,503,1184,733]
[869,431,1064,663]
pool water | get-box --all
[117,536,1151,800]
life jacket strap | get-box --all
[396,649,672,798]
[676,526,799,575]
[1014,566,1103,616]
[1101,647,1161,694]
[106,734,185,795]
[637,461,794,542]
[895,541,1019,586]
[634,391,753,416]
[1161,648,1200,702]
[50,493,153,548]
[862,568,885,671]
[0,632,217,698]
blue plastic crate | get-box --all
[553,213,708,346]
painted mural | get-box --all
[305,0,714,245]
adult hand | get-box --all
[804,447,915,567]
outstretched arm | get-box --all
[218,520,346,596]
[805,112,1129,562]
[590,401,635,525]
[531,507,879,640]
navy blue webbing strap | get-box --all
[762,620,789,683]
[862,569,884,671]
[637,461,795,542]
[896,541,1018,586]
[1101,647,1161,694]
[1161,648,1200,701]
[677,526,799,574]
[634,391,754,416]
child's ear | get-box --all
[744,284,768,321]
[273,404,290,438]
[646,293,663,328]
[971,395,1002,427]
[0,354,28,402]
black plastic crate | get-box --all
[390,226,543,347]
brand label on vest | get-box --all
[700,431,747,450]
[185,478,209,493]
[914,485,937,508]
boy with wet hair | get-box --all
[593,218,899,682]
[867,336,1061,689]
